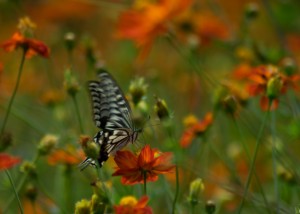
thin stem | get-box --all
[64,166,73,211]
[233,118,271,213]
[238,102,271,212]
[3,154,40,212]
[143,171,147,195]
[71,95,84,133]
[171,165,179,214]
[271,110,279,213]
[0,50,26,137]
[5,170,24,214]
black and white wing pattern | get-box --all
[81,70,139,168]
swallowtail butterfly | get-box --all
[81,70,140,169]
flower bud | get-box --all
[38,134,58,156]
[281,57,297,76]
[25,183,38,202]
[205,200,216,214]
[20,161,37,178]
[17,16,36,37]
[64,69,80,96]
[64,32,76,53]
[129,77,148,105]
[266,74,283,99]
[75,199,91,214]
[90,194,106,213]
[277,165,296,185]
[0,131,13,151]
[79,136,99,160]
[222,95,239,116]
[188,178,204,206]
[154,97,169,120]
[245,3,259,20]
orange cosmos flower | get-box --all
[116,0,193,58]
[245,65,300,111]
[47,145,84,166]
[1,31,50,58]
[0,153,21,170]
[114,195,152,214]
[112,145,175,185]
[180,112,213,148]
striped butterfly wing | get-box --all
[85,70,137,167]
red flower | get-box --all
[114,195,152,214]
[0,153,21,170]
[1,32,50,58]
[180,112,213,148]
[116,0,193,59]
[112,145,175,185]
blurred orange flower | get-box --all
[245,65,300,111]
[114,195,152,214]
[1,32,50,58]
[180,112,213,148]
[0,153,21,170]
[112,145,175,185]
[47,145,84,166]
[116,0,193,58]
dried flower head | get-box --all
[38,134,58,156]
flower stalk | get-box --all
[0,49,27,138]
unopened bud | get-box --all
[74,199,90,214]
[20,161,37,178]
[80,136,99,160]
[188,178,204,206]
[38,134,58,156]
[245,3,259,20]
[266,75,283,99]
[154,97,169,120]
[129,77,148,105]
[64,32,76,53]
[25,183,38,202]
[90,194,106,213]
[205,200,216,214]
[0,131,13,151]
[64,69,80,96]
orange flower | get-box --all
[1,32,50,58]
[246,65,300,111]
[180,112,213,148]
[47,145,84,166]
[0,153,21,170]
[116,0,193,58]
[114,196,152,214]
[112,145,175,185]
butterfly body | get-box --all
[82,70,139,168]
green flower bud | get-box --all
[90,194,106,214]
[38,134,58,156]
[0,131,13,151]
[20,161,37,179]
[75,199,91,214]
[188,178,204,206]
[266,75,283,99]
[64,69,80,96]
[64,32,76,53]
[80,136,99,160]
[245,3,259,20]
[129,77,148,105]
[154,97,169,120]
[25,183,38,202]
[205,200,216,214]
[281,57,297,76]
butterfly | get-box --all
[80,70,140,169]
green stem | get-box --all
[143,171,147,195]
[64,165,73,211]
[5,170,24,214]
[171,165,179,214]
[238,102,271,212]
[233,118,271,213]
[3,154,40,212]
[71,95,84,133]
[271,110,279,213]
[0,50,26,137]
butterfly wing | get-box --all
[89,70,133,130]
[87,70,136,167]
